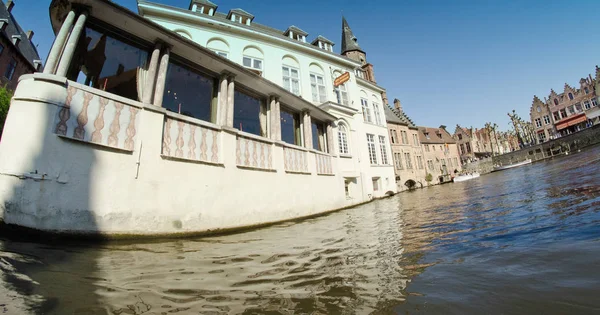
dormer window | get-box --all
[227,9,254,26]
[311,36,335,52]
[284,26,308,43]
[189,0,217,16]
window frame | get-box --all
[4,57,17,80]
[373,102,382,125]
[280,106,302,145]
[338,123,349,155]
[367,133,377,165]
[378,135,388,164]
[242,55,263,75]
[361,98,372,123]
[233,87,266,137]
[282,65,301,95]
[309,72,327,103]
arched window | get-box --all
[207,38,229,58]
[553,98,558,106]
[242,46,263,75]
[333,71,349,105]
[174,29,192,40]
[371,94,382,125]
[338,122,350,154]
[309,63,326,103]
[568,92,574,100]
[282,56,300,95]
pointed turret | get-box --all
[595,65,600,80]
[341,16,364,55]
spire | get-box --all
[341,16,364,55]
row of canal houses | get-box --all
[529,66,600,143]
[0,0,459,236]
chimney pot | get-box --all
[6,0,14,13]
[26,30,33,41]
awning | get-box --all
[556,113,587,130]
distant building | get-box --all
[384,98,426,190]
[419,125,461,184]
[0,0,42,90]
[529,66,600,143]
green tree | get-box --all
[425,173,433,184]
[0,85,13,139]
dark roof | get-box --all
[284,25,307,36]
[341,16,364,55]
[189,0,217,9]
[418,126,456,144]
[139,1,359,65]
[0,0,41,70]
[227,8,253,19]
[384,104,416,127]
[311,35,334,46]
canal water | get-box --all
[1,146,600,314]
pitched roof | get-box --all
[227,8,253,18]
[189,0,217,9]
[418,126,456,144]
[0,0,41,70]
[311,35,334,46]
[284,25,307,36]
[384,105,416,127]
[139,1,358,65]
[341,16,364,55]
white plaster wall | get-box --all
[0,76,362,235]
[148,16,396,198]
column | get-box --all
[44,10,75,74]
[142,42,162,104]
[259,100,268,137]
[269,95,281,141]
[226,75,235,128]
[56,11,88,77]
[215,73,229,126]
[153,47,170,107]
[326,123,335,154]
[303,111,312,149]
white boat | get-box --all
[453,172,480,182]
[492,159,532,172]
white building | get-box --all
[0,0,396,236]
[138,0,396,199]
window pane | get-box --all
[254,59,262,69]
[310,74,316,83]
[234,90,262,136]
[317,76,324,85]
[68,26,149,101]
[291,69,299,78]
[243,57,252,67]
[281,109,300,145]
[163,62,214,122]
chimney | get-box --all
[6,0,14,13]
[26,30,33,41]
[393,98,403,112]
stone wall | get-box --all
[463,157,493,174]
[492,124,600,166]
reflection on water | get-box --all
[2,146,600,314]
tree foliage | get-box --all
[425,173,433,183]
[0,85,12,139]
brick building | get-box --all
[419,125,461,184]
[529,66,600,143]
[384,98,427,190]
[0,0,42,91]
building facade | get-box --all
[0,0,399,236]
[419,126,461,183]
[529,67,600,143]
[0,0,42,91]
[385,98,427,190]
[138,0,396,199]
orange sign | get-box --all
[333,71,350,87]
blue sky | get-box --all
[13,0,600,131]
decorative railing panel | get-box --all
[315,153,334,175]
[236,135,273,170]
[53,86,140,151]
[162,117,220,163]
[283,146,309,173]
